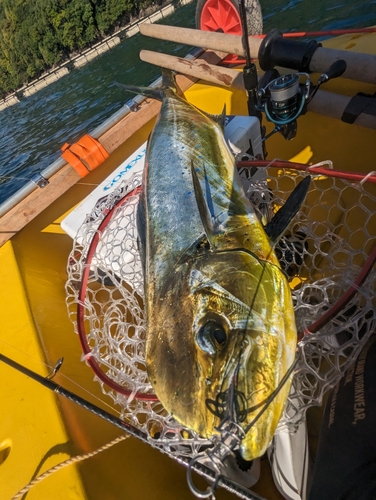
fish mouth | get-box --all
[202,330,295,461]
[205,375,267,428]
[205,352,295,461]
[204,348,256,416]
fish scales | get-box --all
[144,94,274,287]
[124,73,298,461]
[144,95,211,288]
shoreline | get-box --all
[0,0,194,112]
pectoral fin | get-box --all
[265,176,311,241]
[190,162,222,246]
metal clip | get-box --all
[31,173,49,188]
[46,357,64,380]
[125,98,140,112]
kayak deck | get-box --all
[1,31,376,500]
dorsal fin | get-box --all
[200,104,227,130]
[265,176,311,241]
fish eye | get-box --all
[211,325,227,346]
[196,321,227,355]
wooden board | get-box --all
[0,50,224,247]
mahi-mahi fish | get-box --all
[117,71,310,460]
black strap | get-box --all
[341,92,376,124]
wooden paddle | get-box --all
[140,50,245,90]
[140,24,376,86]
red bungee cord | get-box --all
[237,160,376,184]
[247,27,376,39]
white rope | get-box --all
[11,434,129,500]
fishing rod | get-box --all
[0,352,147,439]
[232,27,376,45]
[268,27,376,38]
[0,352,266,500]
[238,0,260,120]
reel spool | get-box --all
[257,72,310,127]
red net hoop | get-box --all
[66,160,376,453]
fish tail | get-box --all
[115,69,179,101]
[114,81,164,101]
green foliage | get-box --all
[0,0,163,95]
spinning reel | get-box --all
[257,71,310,140]
[256,60,346,140]
[258,72,309,126]
[253,30,347,141]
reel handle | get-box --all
[319,59,347,83]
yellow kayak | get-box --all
[0,19,375,500]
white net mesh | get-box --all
[66,165,376,456]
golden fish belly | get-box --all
[146,244,296,460]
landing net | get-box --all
[66,164,376,457]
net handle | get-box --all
[76,185,158,401]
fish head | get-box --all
[146,248,296,461]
